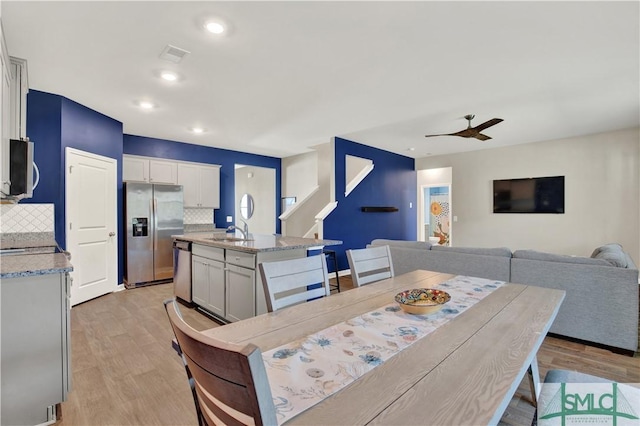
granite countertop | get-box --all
[1,252,73,278]
[173,232,342,253]
[0,232,73,278]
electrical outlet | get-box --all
[226,216,233,223]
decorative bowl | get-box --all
[394,288,451,315]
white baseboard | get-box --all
[115,283,125,292]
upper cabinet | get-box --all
[1,27,11,196]
[123,154,220,208]
[1,22,29,198]
[177,162,220,208]
[123,155,178,184]
[9,57,28,140]
[149,158,177,184]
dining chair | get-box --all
[163,298,277,426]
[258,254,331,312]
[346,245,395,287]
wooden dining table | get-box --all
[201,269,565,425]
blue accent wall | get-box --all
[123,135,282,233]
[324,137,416,270]
[26,90,124,280]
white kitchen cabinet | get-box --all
[192,254,225,317]
[9,57,28,140]
[225,250,256,322]
[1,272,71,425]
[226,264,255,322]
[123,155,150,182]
[123,155,178,184]
[149,158,177,184]
[177,162,220,208]
[190,243,306,322]
[0,27,11,196]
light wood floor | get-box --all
[57,277,639,426]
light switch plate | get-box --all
[226,216,233,223]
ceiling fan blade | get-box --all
[450,128,477,138]
[474,133,492,141]
[472,118,503,132]
[424,133,453,138]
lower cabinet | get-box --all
[1,272,71,425]
[192,254,225,318]
[191,244,306,322]
[226,264,255,322]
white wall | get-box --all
[282,151,317,200]
[235,165,276,234]
[416,128,640,263]
[280,142,335,237]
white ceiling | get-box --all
[2,1,638,159]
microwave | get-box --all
[3,138,36,200]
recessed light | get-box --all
[205,21,225,34]
[190,127,205,134]
[160,71,178,82]
[138,101,156,110]
[407,147,415,151]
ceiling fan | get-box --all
[424,114,503,141]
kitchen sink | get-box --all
[205,236,251,242]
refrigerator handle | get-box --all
[153,198,158,252]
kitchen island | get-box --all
[173,232,341,322]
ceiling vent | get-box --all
[159,44,190,63]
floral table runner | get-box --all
[262,275,506,424]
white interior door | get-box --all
[66,148,117,305]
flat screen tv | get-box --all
[493,176,565,214]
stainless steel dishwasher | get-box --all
[173,240,192,303]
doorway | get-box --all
[423,185,452,246]
[417,167,453,244]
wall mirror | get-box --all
[240,193,254,219]
[235,164,276,234]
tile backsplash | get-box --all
[184,208,214,225]
[0,204,55,233]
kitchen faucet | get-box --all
[226,219,249,239]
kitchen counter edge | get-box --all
[1,252,73,278]
[173,232,342,253]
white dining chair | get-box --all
[346,245,395,287]
[164,298,277,426]
[258,255,331,312]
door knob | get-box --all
[109,232,116,237]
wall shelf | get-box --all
[361,206,398,213]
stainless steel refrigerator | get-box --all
[124,182,184,288]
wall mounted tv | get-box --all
[493,176,565,214]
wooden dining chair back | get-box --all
[346,245,395,287]
[163,299,276,426]
[259,254,331,312]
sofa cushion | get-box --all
[370,239,431,250]
[431,245,512,258]
[513,249,611,266]
[590,243,628,268]
[590,243,623,257]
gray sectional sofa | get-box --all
[368,239,639,353]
